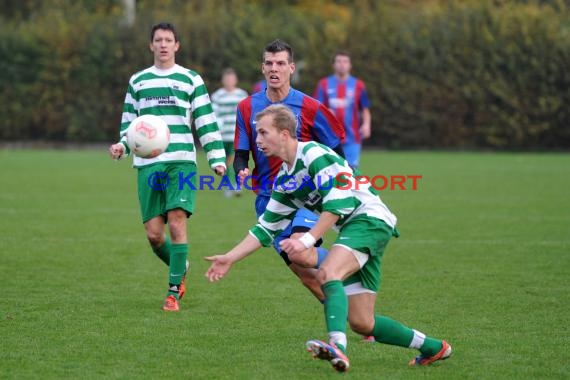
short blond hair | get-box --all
[255,104,297,136]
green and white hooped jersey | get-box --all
[211,87,248,143]
[249,141,397,247]
[119,64,225,169]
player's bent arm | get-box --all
[309,212,340,242]
[225,233,262,263]
[234,149,250,185]
[360,108,372,139]
[280,212,340,256]
[233,149,249,173]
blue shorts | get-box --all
[342,142,361,169]
[255,195,322,254]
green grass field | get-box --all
[1,149,568,379]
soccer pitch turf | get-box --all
[0,149,568,379]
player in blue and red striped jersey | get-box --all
[233,39,345,301]
[314,51,371,169]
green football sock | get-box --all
[152,236,171,266]
[322,280,347,332]
[372,315,443,356]
[167,243,188,299]
[372,315,414,347]
[322,280,348,352]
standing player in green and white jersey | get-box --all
[205,105,451,372]
[211,68,248,197]
[109,22,226,312]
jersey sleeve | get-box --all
[357,80,370,109]
[248,189,298,247]
[234,99,252,151]
[189,74,226,169]
[304,144,359,219]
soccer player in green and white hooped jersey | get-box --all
[211,68,248,197]
[109,22,226,312]
[205,104,452,372]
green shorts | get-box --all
[334,216,398,293]
[223,141,234,156]
[137,162,197,223]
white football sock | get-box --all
[409,329,426,349]
[329,331,347,349]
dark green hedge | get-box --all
[1,0,568,149]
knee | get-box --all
[289,265,325,302]
[316,266,341,286]
[146,231,164,249]
[348,316,375,335]
[295,269,317,287]
[289,265,319,288]
[168,210,187,240]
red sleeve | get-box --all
[234,97,253,150]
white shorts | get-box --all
[334,243,369,268]
[344,281,376,296]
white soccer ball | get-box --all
[126,115,170,158]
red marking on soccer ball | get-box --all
[127,114,170,158]
[136,122,158,139]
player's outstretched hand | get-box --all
[279,238,306,256]
[204,255,232,282]
[109,143,125,160]
[214,165,226,176]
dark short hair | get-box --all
[150,22,179,42]
[332,50,351,63]
[263,39,294,63]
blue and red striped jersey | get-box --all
[314,75,370,144]
[235,88,345,196]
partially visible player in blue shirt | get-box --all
[314,51,371,169]
[234,39,345,301]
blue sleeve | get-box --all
[359,84,370,109]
